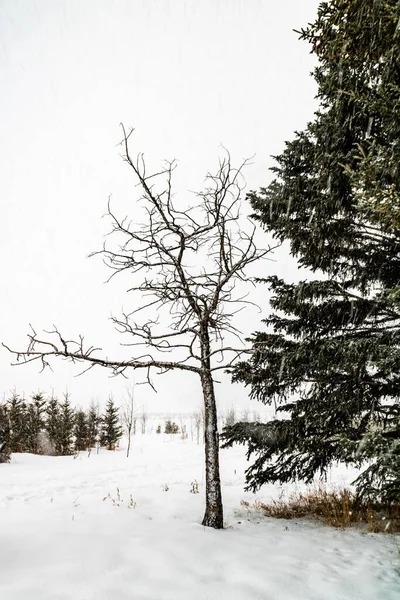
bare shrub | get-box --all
[0,451,10,464]
[190,480,199,494]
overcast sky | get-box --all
[0,0,320,414]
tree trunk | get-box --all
[126,431,131,458]
[200,328,224,529]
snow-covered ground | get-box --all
[1,435,399,600]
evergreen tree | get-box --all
[0,401,10,463]
[164,420,180,434]
[25,392,47,454]
[100,396,122,451]
[7,391,27,453]
[74,409,88,451]
[86,403,100,449]
[222,0,400,503]
[45,393,61,455]
[58,393,75,455]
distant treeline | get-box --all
[0,391,122,462]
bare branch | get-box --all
[2,332,201,377]
[5,129,278,385]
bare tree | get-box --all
[242,409,249,422]
[4,126,277,529]
[224,406,237,428]
[122,382,136,458]
[140,408,147,435]
[192,410,202,445]
[132,414,137,436]
[179,415,187,439]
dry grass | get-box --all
[102,487,136,508]
[190,480,199,494]
[241,486,400,533]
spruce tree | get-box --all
[58,394,76,455]
[7,391,27,453]
[100,396,122,451]
[45,393,61,455]
[86,403,100,449]
[164,420,179,434]
[26,392,47,454]
[74,409,88,451]
[222,0,400,503]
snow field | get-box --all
[0,434,399,600]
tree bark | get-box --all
[200,328,224,529]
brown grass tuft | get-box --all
[245,485,400,533]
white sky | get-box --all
[0,0,320,413]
